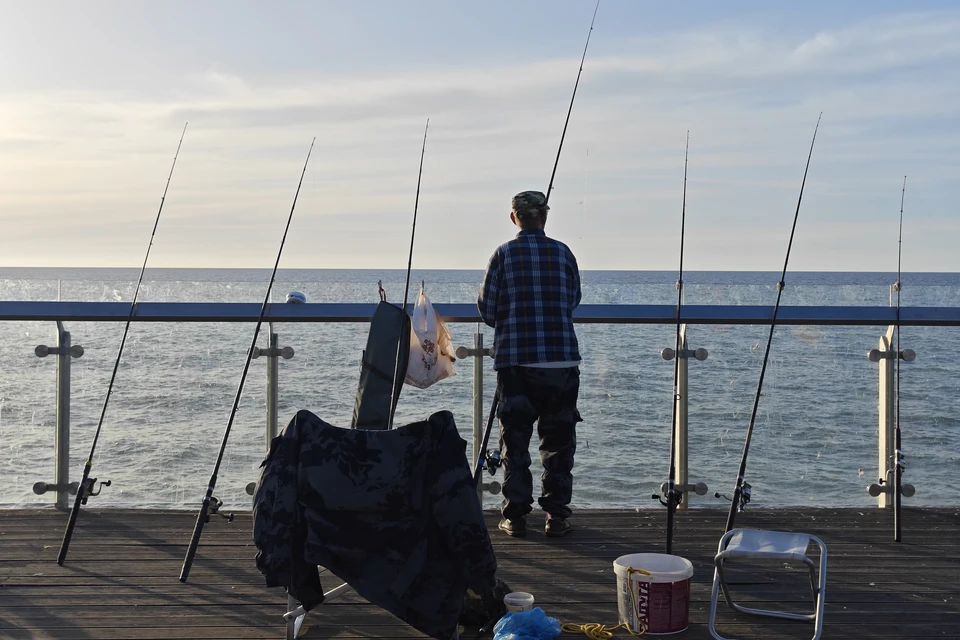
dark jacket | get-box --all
[253,409,497,640]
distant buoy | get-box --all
[286,291,306,304]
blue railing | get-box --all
[3,301,960,325]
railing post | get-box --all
[473,331,484,477]
[55,328,71,510]
[247,326,294,497]
[456,332,498,500]
[660,324,709,509]
[867,326,916,505]
[878,327,895,509]
[33,322,83,509]
[266,331,280,445]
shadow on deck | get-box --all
[0,507,957,639]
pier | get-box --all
[1,507,957,639]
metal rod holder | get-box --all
[659,324,708,509]
[866,325,916,505]
[34,324,84,510]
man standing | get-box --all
[478,190,582,538]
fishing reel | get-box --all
[483,449,503,475]
[478,449,503,495]
[651,485,684,509]
[652,481,708,508]
[79,477,111,505]
[715,481,752,512]
[206,496,235,523]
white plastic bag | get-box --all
[404,287,456,389]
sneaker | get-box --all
[544,515,572,538]
[498,517,527,538]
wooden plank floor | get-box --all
[1,507,957,639]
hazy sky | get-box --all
[1,1,958,271]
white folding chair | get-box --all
[709,528,827,640]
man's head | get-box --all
[510,190,549,230]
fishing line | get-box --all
[724,114,822,534]
[474,0,600,486]
[57,122,188,566]
[180,138,316,582]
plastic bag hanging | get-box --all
[404,284,456,389]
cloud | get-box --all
[1,8,959,271]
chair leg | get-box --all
[286,593,304,640]
[708,566,730,640]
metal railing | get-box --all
[6,300,958,510]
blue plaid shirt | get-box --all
[478,229,582,370]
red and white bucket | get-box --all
[613,553,693,635]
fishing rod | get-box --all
[57,122,188,566]
[386,119,430,430]
[179,138,315,583]
[724,113,822,535]
[894,176,906,542]
[474,0,600,485]
[658,132,690,554]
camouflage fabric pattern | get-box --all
[511,190,550,220]
[460,577,512,629]
[253,409,497,640]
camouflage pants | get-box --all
[496,366,581,520]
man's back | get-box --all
[478,228,581,369]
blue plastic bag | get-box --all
[492,607,562,640]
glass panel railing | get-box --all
[2,268,958,511]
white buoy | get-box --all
[286,291,306,304]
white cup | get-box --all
[503,591,535,613]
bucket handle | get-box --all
[560,566,650,637]
[626,567,651,636]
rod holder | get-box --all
[251,346,295,360]
[659,481,709,498]
[33,481,80,496]
[480,480,501,495]
[455,344,496,359]
[660,347,708,361]
[868,482,916,498]
[35,344,85,358]
[867,348,915,362]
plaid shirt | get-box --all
[478,229,582,369]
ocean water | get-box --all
[1,267,958,512]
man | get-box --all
[477,190,582,538]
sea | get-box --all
[1,267,958,512]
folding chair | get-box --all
[708,528,827,640]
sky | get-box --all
[1,1,958,272]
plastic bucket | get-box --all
[503,591,535,613]
[613,553,693,635]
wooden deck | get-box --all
[1,507,957,639]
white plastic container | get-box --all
[613,553,693,635]
[503,591,535,613]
